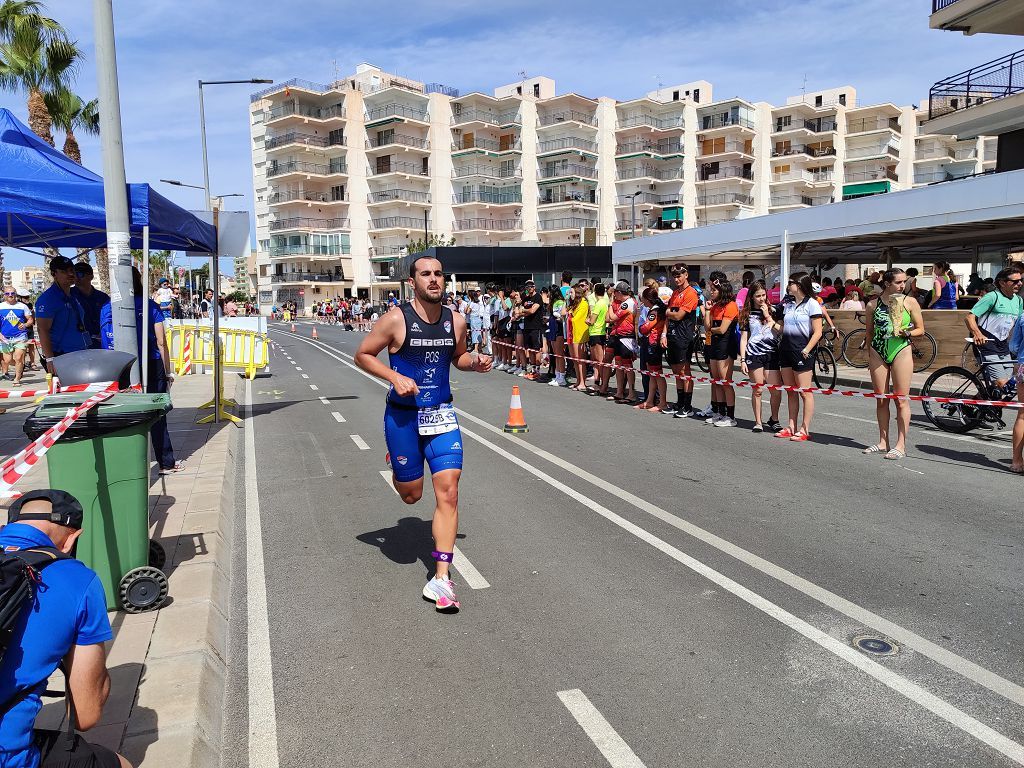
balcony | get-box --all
[927,48,1024,139]
[537,217,597,231]
[451,108,520,127]
[697,192,753,207]
[846,116,901,135]
[771,144,836,159]
[268,244,349,258]
[914,145,955,161]
[844,168,899,184]
[845,143,900,160]
[270,271,346,284]
[699,166,753,182]
[930,0,1024,35]
[365,103,429,125]
[453,163,520,180]
[773,117,838,135]
[370,159,428,177]
[365,133,429,151]
[268,217,349,232]
[369,245,408,258]
[538,190,597,206]
[451,191,523,206]
[538,110,597,128]
[452,137,521,153]
[616,165,684,181]
[537,136,599,155]
[700,114,756,131]
[771,169,834,185]
[615,139,683,157]
[367,189,431,205]
[699,139,753,159]
[538,163,597,181]
[616,113,684,131]
[266,103,346,123]
[265,131,346,151]
[268,190,348,205]
[454,218,522,232]
[914,169,974,184]
[371,216,427,231]
[770,194,829,208]
[266,160,347,179]
[615,192,663,206]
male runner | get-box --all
[355,256,492,611]
[661,265,700,417]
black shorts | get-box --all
[666,336,694,366]
[746,351,779,372]
[645,340,664,367]
[35,730,120,768]
[589,334,607,347]
[523,330,543,351]
[707,334,738,361]
[610,336,637,360]
[779,345,811,372]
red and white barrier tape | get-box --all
[0,380,116,400]
[491,340,1024,410]
[0,388,120,499]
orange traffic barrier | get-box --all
[311,326,319,340]
[503,385,529,433]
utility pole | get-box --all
[92,0,139,385]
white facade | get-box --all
[249,66,996,313]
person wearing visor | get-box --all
[0,288,33,385]
[0,489,129,768]
[71,263,109,350]
[34,256,91,374]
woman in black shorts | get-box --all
[636,287,667,412]
[703,279,740,427]
[739,280,782,432]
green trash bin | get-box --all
[23,392,172,613]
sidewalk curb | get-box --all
[833,372,927,396]
[121,377,241,768]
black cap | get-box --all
[73,262,93,276]
[8,489,84,529]
[49,255,76,274]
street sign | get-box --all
[299,289,305,295]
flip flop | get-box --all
[883,448,906,461]
[862,444,888,455]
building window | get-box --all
[815,95,823,107]
[516,86,522,95]
[693,88,700,103]
[673,90,679,101]
[839,93,847,106]
[533,83,540,98]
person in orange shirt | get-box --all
[703,279,740,426]
[636,287,667,412]
[660,265,701,417]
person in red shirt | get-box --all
[636,287,667,412]
[660,265,701,417]
[606,282,638,403]
[703,279,740,426]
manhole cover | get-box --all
[853,634,899,656]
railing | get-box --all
[538,191,597,205]
[537,136,598,154]
[932,0,962,12]
[616,165,683,181]
[699,166,753,181]
[844,168,899,183]
[698,192,754,206]
[370,160,428,176]
[616,139,683,155]
[367,188,431,204]
[268,244,349,258]
[251,78,331,102]
[268,190,349,204]
[366,133,429,150]
[365,103,429,122]
[845,143,900,160]
[370,245,407,257]
[426,83,459,97]
[537,217,598,231]
[265,131,346,150]
[915,145,955,160]
[538,109,597,127]
[267,160,347,178]
[451,191,523,205]
[617,114,684,130]
[538,163,597,179]
[453,164,520,178]
[700,114,756,131]
[915,169,973,184]
[699,139,752,157]
[929,48,1024,120]
[454,218,522,231]
[453,137,521,152]
[371,216,427,230]
[266,103,346,121]
[269,217,349,232]
[846,116,901,134]
[367,77,424,95]
[804,118,838,133]
[451,108,520,126]
[770,194,827,207]
[271,272,345,284]
[771,144,836,158]
[952,146,978,160]
[615,192,662,206]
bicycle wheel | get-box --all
[812,347,838,390]
[920,366,986,433]
[840,328,869,368]
[910,332,937,373]
[960,343,980,375]
[692,336,709,373]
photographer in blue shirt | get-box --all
[0,490,129,768]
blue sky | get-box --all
[0,0,1013,271]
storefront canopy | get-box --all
[0,109,216,253]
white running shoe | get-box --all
[422,576,460,611]
[495,363,506,371]
[693,406,715,419]
[714,417,738,427]
[705,413,720,424]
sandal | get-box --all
[1010,464,1024,475]
[862,444,888,455]
[634,402,650,409]
[606,394,619,402]
[883,448,906,461]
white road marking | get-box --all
[275,331,1024,716]
[820,410,1010,447]
[331,412,345,423]
[379,469,399,494]
[294,366,302,371]
[350,434,370,450]
[309,384,319,391]
[306,432,334,477]
[243,381,281,768]
[301,373,309,379]
[318,396,330,405]
[557,689,646,768]
[451,545,490,590]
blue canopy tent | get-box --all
[0,108,216,252]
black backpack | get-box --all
[0,547,69,717]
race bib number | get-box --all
[417,403,458,436]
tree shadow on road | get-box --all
[356,517,465,578]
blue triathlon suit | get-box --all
[384,303,463,482]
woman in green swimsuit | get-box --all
[863,268,926,460]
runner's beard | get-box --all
[416,285,443,304]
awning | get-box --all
[842,180,891,198]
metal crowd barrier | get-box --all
[165,325,269,380]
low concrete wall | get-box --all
[830,309,970,369]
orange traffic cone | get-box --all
[503,385,529,433]
[290,323,296,333]
[311,326,319,339]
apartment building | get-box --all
[249,64,996,313]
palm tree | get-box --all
[0,24,77,146]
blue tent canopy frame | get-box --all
[0,108,216,253]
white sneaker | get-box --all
[714,417,737,427]
[548,377,561,386]
[694,406,715,419]
[496,363,506,371]
[705,413,720,424]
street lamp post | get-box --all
[627,190,642,239]
[196,79,271,422]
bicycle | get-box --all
[691,333,709,373]
[812,345,838,390]
[920,350,1016,434]
[840,312,937,373]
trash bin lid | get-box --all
[32,392,171,416]
[23,393,172,442]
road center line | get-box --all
[244,381,281,768]
[557,689,647,768]
[350,434,370,450]
[274,330,1024,711]
[318,396,330,405]
[294,366,302,371]
[332,412,345,423]
[301,373,309,379]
